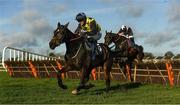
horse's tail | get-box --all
[139,45,143,52]
[137,45,144,61]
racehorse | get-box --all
[49,22,113,94]
[104,31,144,81]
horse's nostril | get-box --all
[49,42,55,50]
[50,45,55,50]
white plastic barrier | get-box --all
[1,46,60,72]
[142,56,180,63]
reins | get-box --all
[65,33,85,59]
[113,33,128,46]
[69,35,83,42]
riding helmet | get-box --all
[121,25,127,32]
[76,12,86,22]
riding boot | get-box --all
[91,43,96,60]
[94,42,100,55]
[85,41,92,51]
[130,38,136,49]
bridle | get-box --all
[109,33,128,47]
[54,28,83,43]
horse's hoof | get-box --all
[72,89,78,95]
[60,85,67,89]
[88,83,95,87]
[106,90,109,93]
[84,83,95,89]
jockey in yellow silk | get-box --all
[75,12,102,60]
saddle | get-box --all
[96,43,102,55]
[84,41,102,56]
[127,39,138,54]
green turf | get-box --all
[0,72,180,104]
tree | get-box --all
[144,52,154,59]
[48,52,64,60]
[164,51,174,59]
[49,52,56,57]
[55,53,64,59]
[0,52,2,60]
[174,54,180,59]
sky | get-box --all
[0,0,180,56]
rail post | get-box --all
[5,63,14,77]
[56,60,65,79]
[28,61,38,78]
[91,68,96,80]
[133,64,137,83]
[165,61,174,87]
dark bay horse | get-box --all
[49,22,113,94]
[104,31,144,81]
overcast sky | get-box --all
[0,0,180,56]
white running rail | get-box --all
[1,46,59,72]
[142,56,180,63]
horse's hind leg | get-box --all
[126,61,133,82]
[137,45,144,61]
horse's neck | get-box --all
[112,33,120,44]
[64,28,84,58]
[112,33,127,48]
[64,28,76,39]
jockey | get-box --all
[75,12,102,60]
[118,25,135,48]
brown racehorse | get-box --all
[49,22,113,94]
[104,31,144,81]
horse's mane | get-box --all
[64,26,83,42]
[106,32,117,36]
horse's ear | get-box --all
[105,30,107,34]
[58,22,61,27]
[64,22,69,28]
[110,30,112,33]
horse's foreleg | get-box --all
[72,67,92,95]
[57,67,68,89]
[104,61,112,93]
[77,67,92,90]
[122,65,127,76]
[125,64,131,82]
[104,68,110,92]
[126,63,133,82]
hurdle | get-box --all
[1,46,64,78]
[132,56,180,86]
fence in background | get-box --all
[1,46,65,78]
[1,46,59,72]
[1,46,180,86]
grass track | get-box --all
[0,72,180,104]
